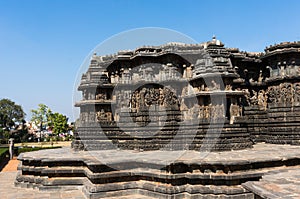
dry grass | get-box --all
[14,141,72,148]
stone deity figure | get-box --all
[186,65,192,78]
[210,104,216,118]
[280,65,285,76]
[181,86,188,96]
[296,65,300,75]
[180,99,188,120]
[83,112,89,122]
[83,90,88,100]
[266,66,273,78]
[182,64,187,78]
[201,84,205,91]
[78,113,84,123]
[218,104,225,117]
[294,83,300,104]
[158,70,163,81]
[257,90,265,107]
[89,112,96,122]
[204,105,210,118]
[242,89,251,105]
[225,84,232,91]
[168,65,176,79]
[114,112,120,122]
[230,103,240,124]
[80,113,84,122]
[96,93,105,101]
[135,92,141,110]
[250,91,258,105]
[97,109,107,121]
[287,65,292,76]
[144,91,151,107]
[139,88,147,108]
[158,88,164,106]
[130,92,135,109]
[211,80,220,90]
[198,105,204,119]
[187,85,194,95]
[106,112,112,122]
[264,92,268,109]
[266,86,276,104]
[110,73,115,83]
[192,104,200,119]
[220,104,226,118]
[258,70,263,83]
[88,92,94,100]
[114,72,119,83]
[291,61,297,75]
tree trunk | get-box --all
[40,122,42,142]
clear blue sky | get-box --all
[1,0,300,121]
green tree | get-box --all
[48,112,68,135]
[0,98,26,129]
[31,104,52,132]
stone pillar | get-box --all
[9,138,14,160]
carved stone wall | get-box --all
[74,39,300,151]
[267,82,300,105]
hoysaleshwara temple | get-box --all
[16,37,300,198]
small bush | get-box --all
[0,148,9,161]
[0,148,8,157]
[17,146,61,155]
[0,148,9,170]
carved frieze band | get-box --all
[267,82,300,105]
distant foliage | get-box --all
[0,98,27,143]
[31,104,52,131]
[0,98,25,129]
[48,112,69,135]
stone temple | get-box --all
[16,37,300,198]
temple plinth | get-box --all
[16,38,300,199]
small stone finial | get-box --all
[212,35,216,41]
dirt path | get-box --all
[1,157,19,172]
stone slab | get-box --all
[243,168,300,199]
[0,171,86,199]
[16,143,300,198]
[18,143,300,167]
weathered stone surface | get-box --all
[15,143,300,198]
[243,168,300,199]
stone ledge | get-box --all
[243,167,300,198]
[16,144,300,198]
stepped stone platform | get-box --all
[243,168,300,199]
[0,171,86,199]
[76,118,252,152]
[16,143,300,199]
